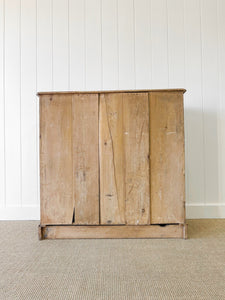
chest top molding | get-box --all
[37,88,186,96]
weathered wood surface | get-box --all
[99,93,150,225]
[123,93,150,225]
[39,90,186,238]
[73,94,99,224]
[40,95,73,225]
[149,92,185,224]
[40,224,187,239]
[99,93,125,224]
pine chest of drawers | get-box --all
[38,89,187,239]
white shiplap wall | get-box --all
[0,0,225,220]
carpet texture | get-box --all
[0,219,224,300]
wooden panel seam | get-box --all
[148,92,151,224]
[71,96,74,224]
[98,93,101,225]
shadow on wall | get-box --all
[184,107,220,211]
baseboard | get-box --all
[0,206,40,220]
[186,203,225,219]
[0,204,225,220]
[39,224,187,239]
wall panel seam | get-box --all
[199,0,206,209]
[216,0,222,204]
[68,0,70,90]
[19,0,22,207]
[51,0,53,90]
[35,0,39,206]
[84,0,86,89]
[3,0,6,207]
[133,0,136,88]
[165,0,169,87]
[116,0,119,89]
[149,0,152,87]
[100,0,103,90]
[183,0,189,209]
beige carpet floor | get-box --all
[0,219,224,300]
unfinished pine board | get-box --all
[40,95,73,225]
[149,92,185,224]
[99,93,125,224]
[73,94,99,224]
[38,89,186,239]
[39,224,187,240]
[123,93,150,225]
[37,89,186,95]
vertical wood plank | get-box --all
[69,0,85,90]
[117,0,135,89]
[99,93,125,224]
[4,0,21,207]
[134,0,151,88]
[0,0,5,207]
[52,0,69,90]
[101,0,118,89]
[184,0,204,205]
[21,0,37,206]
[37,0,52,91]
[73,94,99,224]
[150,92,185,224]
[85,0,101,90]
[123,93,150,225]
[40,95,73,224]
[150,0,169,88]
[201,0,219,209]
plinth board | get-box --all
[38,224,187,240]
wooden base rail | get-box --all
[38,224,187,240]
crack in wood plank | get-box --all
[105,99,119,202]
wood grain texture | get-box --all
[37,89,186,96]
[40,95,73,225]
[73,94,99,224]
[123,93,150,225]
[149,92,185,224]
[40,224,186,239]
[99,93,125,224]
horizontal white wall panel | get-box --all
[0,0,225,219]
